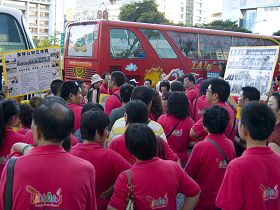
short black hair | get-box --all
[167,91,189,119]
[111,71,125,87]
[271,92,280,110]
[240,102,276,141]
[19,104,33,128]
[200,78,212,95]
[81,110,109,141]
[60,81,80,101]
[50,79,63,96]
[171,81,185,91]
[102,72,110,79]
[126,100,148,124]
[150,90,163,121]
[210,78,230,102]
[241,86,260,101]
[277,74,280,81]
[131,86,154,105]
[203,105,229,134]
[82,102,104,114]
[33,97,74,142]
[120,84,134,103]
[159,80,170,92]
[184,74,195,83]
[144,79,152,85]
[125,123,157,160]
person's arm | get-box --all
[181,193,200,210]
[100,183,115,200]
[12,143,33,155]
[92,89,97,104]
[268,142,280,154]
[107,205,117,210]
[162,69,177,81]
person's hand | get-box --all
[266,87,273,98]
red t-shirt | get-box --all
[191,101,235,141]
[70,143,131,210]
[68,103,82,132]
[185,85,199,104]
[109,158,200,210]
[0,129,25,175]
[191,95,211,122]
[158,114,194,164]
[267,123,280,147]
[185,133,236,210]
[109,134,178,164]
[99,83,109,94]
[216,147,280,210]
[104,88,121,116]
[17,127,30,135]
[0,145,97,210]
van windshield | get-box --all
[0,13,26,54]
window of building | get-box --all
[140,29,177,59]
[110,28,146,59]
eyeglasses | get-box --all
[206,88,212,93]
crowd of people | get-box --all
[0,70,279,210]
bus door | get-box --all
[102,25,164,84]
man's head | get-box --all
[60,81,82,104]
[171,81,185,92]
[144,79,152,88]
[108,71,125,89]
[131,86,154,111]
[183,74,195,89]
[238,86,260,107]
[199,78,212,95]
[239,102,275,142]
[76,80,88,97]
[203,105,229,134]
[125,100,148,124]
[50,79,63,96]
[120,84,134,104]
[102,72,111,86]
[32,96,74,144]
[206,78,230,103]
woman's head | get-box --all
[19,103,33,128]
[167,91,189,119]
[150,90,163,121]
[159,80,170,94]
[268,93,280,116]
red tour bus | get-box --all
[64,20,280,85]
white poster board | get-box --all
[224,46,279,99]
[2,46,62,97]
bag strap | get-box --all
[125,170,133,200]
[166,120,181,139]
[192,98,198,120]
[228,113,236,139]
[207,139,229,165]
[113,93,122,104]
[4,157,17,210]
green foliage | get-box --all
[119,0,171,24]
[32,31,61,48]
[272,30,280,36]
[195,20,252,33]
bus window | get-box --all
[140,29,177,59]
[233,37,278,46]
[167,31,199,59]
[110,28,146,59]
[68,24,95,57]
[0,13,26,55]
[199,34,232,60]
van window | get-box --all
[110,28,146,59]
[0,13,26,54]
[68,24,96,57]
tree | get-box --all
[32,31,61,48]
[196,20,252,33]
[119,0,171,24]
[273,30,280,36]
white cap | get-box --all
[130,79,139,84]
[91,74,103,84]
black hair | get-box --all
[150,90,163,121]
[144,79,152,85]
[82,102,104,114]
[19,103,33,128]
[33,97,74,142]
[203,105,229,134]
[240,102,276,141]
[277,74,280,81]
[29,96,44,109]
[60,81,80,101]
[271,92,280,110]
[125,123,157,160]
[177,76,184,83]
[126,100,148,124]
[171,81,185,91]
[102,72,110,79]
[131,86,154,105]
[50,79,63,96]
[111,71,125,87]
[81,110,109,141]
[159,80,170,92]
[167,91,189,119]
[162,92,171,101]
[0,99,20,147]
[120,84,134,103]
[241,86,260,101]
[129,80,137,87]
[184,74,195,83]
[210,78,230,102]
[200,78,212,95]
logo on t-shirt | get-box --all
[216,159,227,169]
[26,185,62,207]
[260,184,279,201]
[146,193,168,209]
[0,155,8,165]
[172,129,182,137]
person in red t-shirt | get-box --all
[190,78,235,141]
[0,97,97,210]
[60,81,83,132]
[0,99,25,175]
[105,71,125,116]
[70,109,131,210]
[100,72,111,94]
[186,105,236,210]
[273,74,280,92]
[108,123,200,210]
[216,102,280,210]
[158,91,194,166]
[184,74,199,104]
